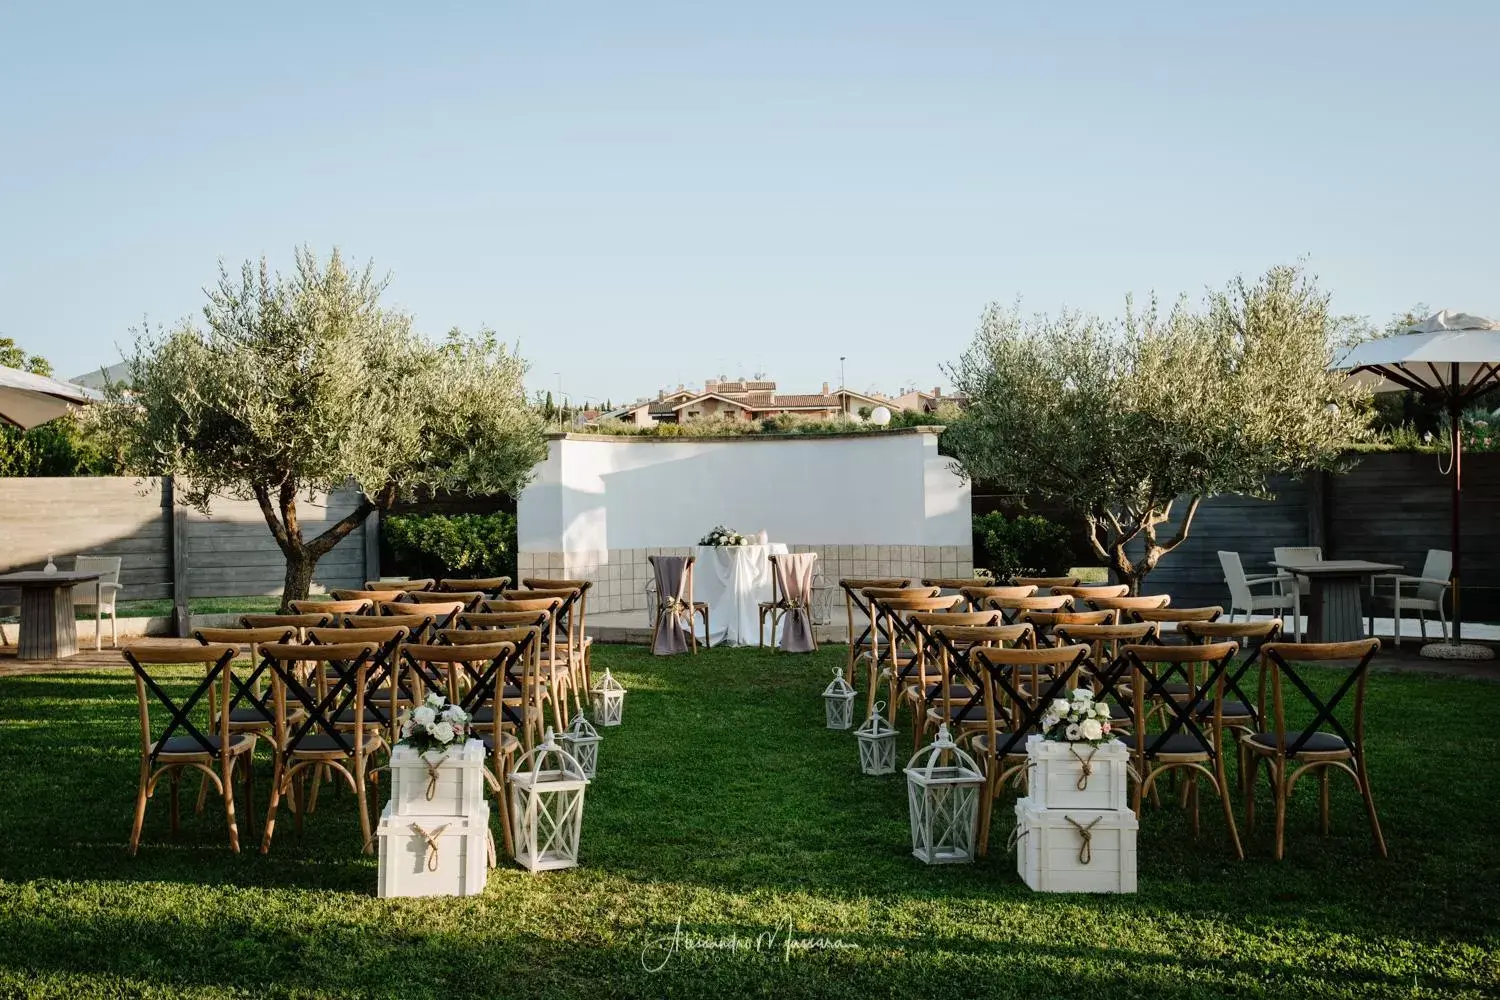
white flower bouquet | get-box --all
[398,693,472,755]
[699,525,750,546]
[1040,687,1114,745]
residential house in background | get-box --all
[890,385,967,414]
[605,377,888,426]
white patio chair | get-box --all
[1368,549,1452,647]
[72,555,123,650]
[1218,550,1300,641]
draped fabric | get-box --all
[651,556,692,655]
[775,552,817,653]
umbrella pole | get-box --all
[1450,398,1463,643]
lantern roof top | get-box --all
[854,702,897,738]
[904,724,984,781]
[513,727,591,785]
[592,668,627,694]
[822,668,856,698]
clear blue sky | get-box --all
[2,1,1496,404]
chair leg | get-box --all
[261,757,285,854]
[169,768,181,836]
[223,759,241,853]
[1215,753,1244,860]
[1319,767,1331,835]
[96,607,103,651]
[496,753,514,858]
[1355,754,1388,859]
[1418,612,1427,641]
[1272,760,1288,861]
[1243,752,1258,830]
[356,756,373,855]
[128,761,150,856]
[976,767,997,858]
[1393,594,1402,647]
[111,611,118,648]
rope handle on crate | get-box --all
[411,822,450,872]
[1065,815,1102,865]
[1069,744,1099,791]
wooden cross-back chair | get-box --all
[1119,641,1245,860]
[958,584,1037,610]
[403,590,488,613]
[984,594,1074,626]
[1180,619,1281,756]
[1087,594,1171,614]
[1017,608,1116,646]
[921,577,985,595]
[330,589,407,606]
[365,578,434,592]
[1052,622,1159,733]
[908,620,1035,747]
[342,611,438,645]
[1011,575,1079,593]
[1243,639,1385,860]
[192,626,298,741]
[967,643,1092,855]
[438,624,550,749]
[838,578,910,680]
[258,641,384,853]
[288,599,371,617]
[1053,583,1130,600]
[306,625,410,741]
[862,592,962,720]
[647,556,710,655]
[240,613,332,637]
[439,576,511,595]
[492,593,578,716]
[379,598,465,631]
[398,639,527,857]
[509,584,591,708]
[896,612,1009,737]
[124,643,255,856]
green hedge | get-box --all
[381,512,517,582]
[972,511,1073,580]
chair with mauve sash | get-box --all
[259,641,384,853]
[968,643,1091,855]
[125,643,256,855]
[1120,641,1245,859]
[1242,639,1385,860]
[839,579,911,681]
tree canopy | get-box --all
[111,248,548,605]
[945,264,1369,591]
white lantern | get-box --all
[854,701,898,775]
[822,667,856,730]
[558,713,602,778]
[509,727,590,872]
[589,668,627,727]
[904,724,986,864]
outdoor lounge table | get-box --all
[0,570,102,660]
[1270,560,1401,643]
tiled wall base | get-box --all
[516,545,974,615]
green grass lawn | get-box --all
[0,646,1495,999]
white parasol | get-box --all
[0,365,100,430]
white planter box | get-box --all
[1026,736,1130,811]
[387,740,488,817]
[1014,797,1137,894]
[377,803,490,898]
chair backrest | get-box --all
[1012,575,1079,592]
[401,640,516,704]
[193,625,295,648]
[921,577,982,592]
[380,599,465,624]
[1419,549,1454,603]
[307,625,408,647]
[926,623,1035,649]
[862,586,939,601]
[1218,551,1252,606]
[289,599,370,616]
[1131,606,1223,625]
[240,613,332,630]
[73,555,122,584]
[458,610,551,630]
[123,642,238,761]
[1122,641,1240,754]
[908,610,1001,629]
[1273,546,1322,567]
[1053,583,1129,600]
[365,578,434,591]
[439,577,511,594]
[1088,594,1171,612]
[840,578,908,592]
[1019,609,1116,631]
[404,590,486,607]
[259,641,379,753]
[986,594,1074,617]
[1259,639,1379,756]
[959,585,1037,607]
[329,589,400,603]
[341,612,436,633]
[969,643,1090,755]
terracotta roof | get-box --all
[764,394,841,408]
[669,392,754,412]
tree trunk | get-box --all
[1086,496,1205,598]
[280,548,317,610]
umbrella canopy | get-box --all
[1334,311,1500,648]
[1340,311,1500,397]
[0,365,100,430]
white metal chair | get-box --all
[73,555,124,650]
[1369,549,1452,646]
[1272,546,1321,598]
[1218,551,1300,641]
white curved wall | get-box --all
[517,429,972,613]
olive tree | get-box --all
[112,248,548,607]
[945,265,1368,593]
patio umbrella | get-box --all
[0,364,99,430]
[1337,310,1500,654]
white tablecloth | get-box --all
[694,543,789,646]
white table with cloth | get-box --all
[694,543,789,646]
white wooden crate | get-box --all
[1014,797,1137,894]
[387,740,488,817]
[1025,736,1130,811]
[377,803,490,898]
